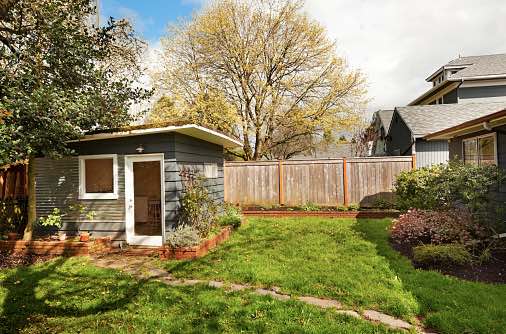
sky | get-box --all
[101,0,506,117]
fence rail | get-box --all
[0,164,28,200]
[224,156,414,207]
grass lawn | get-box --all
[0,257,400,334]
[162,217,506,334]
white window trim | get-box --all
[78,154,119,200]
[462,133,498,166]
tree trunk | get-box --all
[23,158,36,241]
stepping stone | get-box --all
[208,280,224,288]
[297,296,342,309]
[255,288,290,301]
[146,268,169,278]
[228,283,248,291]
[336,310,361,318]
[363,310,412,330]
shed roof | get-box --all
[394,102,506,137]
[71,123,243,149]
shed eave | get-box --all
[69,124,243,149]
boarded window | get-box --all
[79,154,118,200]
[85,158,114,193]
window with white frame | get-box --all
[79,154,118,199]
[204,163,218,178]
[462,133,497,166]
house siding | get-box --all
[415,139,449,168]
[35,155,127,240]
[165,133,225,231]
[458,85,506,104]
[386,113,413,156]
[35,132,225,242]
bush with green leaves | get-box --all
[0,199,27,234]
[166,224,201,248]
[218,203,242,228]
[395,160,505,211]
[178,171,218,238]
[413,244,472,266]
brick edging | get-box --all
[159,225,234,260]
[0,237,112,256]
[242,211,400,219]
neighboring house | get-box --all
[34,124,242,247]
[372,53,506,167]
[410,53,506,106]
[385,102,506,168]
[371,110,394,156]
[425,108,506,168]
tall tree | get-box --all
[0,0,150,239]
[158,0,366,160]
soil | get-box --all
[392,242,506,284]
[0,251,54,270]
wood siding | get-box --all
[224,157,413,207]
[35,156,127,240]
[415,139,449,168]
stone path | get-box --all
[90,254,436,334]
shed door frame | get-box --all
[124,154,165,246]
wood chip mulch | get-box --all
[0,251,54,270]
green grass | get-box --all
[0,257,399,334]
[162,217,506,334]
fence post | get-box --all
[342,158,348,206]
[411,154,417,170]
[223,162,228,202]
[278,160,284,206]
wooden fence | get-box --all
[224,156,415,207]
[0,164,28,200]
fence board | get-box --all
[224,157,413,207]
[0,164,27,200]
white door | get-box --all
[124,154,165,246]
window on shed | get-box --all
[204,163,218,178]
[79,155,118,199]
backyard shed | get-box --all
[34,124,242,247]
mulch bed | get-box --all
[392,242,506,284]
[0,251,54,270]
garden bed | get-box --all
[243,209,400,218]
[392,241,506,284]
[159,226,232,260]
[0,237,112,257]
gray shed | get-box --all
[34,124,242,246]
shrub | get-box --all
[218,203,242,228]
[166,224,201,248]
[390,209,487,247]
[298,202,320,211]
[413,244,472,266]
[395,160,505,212]
[348,203,360,211]
[178,171,218,238]
[0,199,27,234]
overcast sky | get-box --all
[102,0,506,117]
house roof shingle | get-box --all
[447,53,506,80]
[377,109,394,131]
[394,102,506,137]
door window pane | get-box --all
[463,139,477,165]
[479,136,495,165]
[85,158,113,193]
[133,161,161,236]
